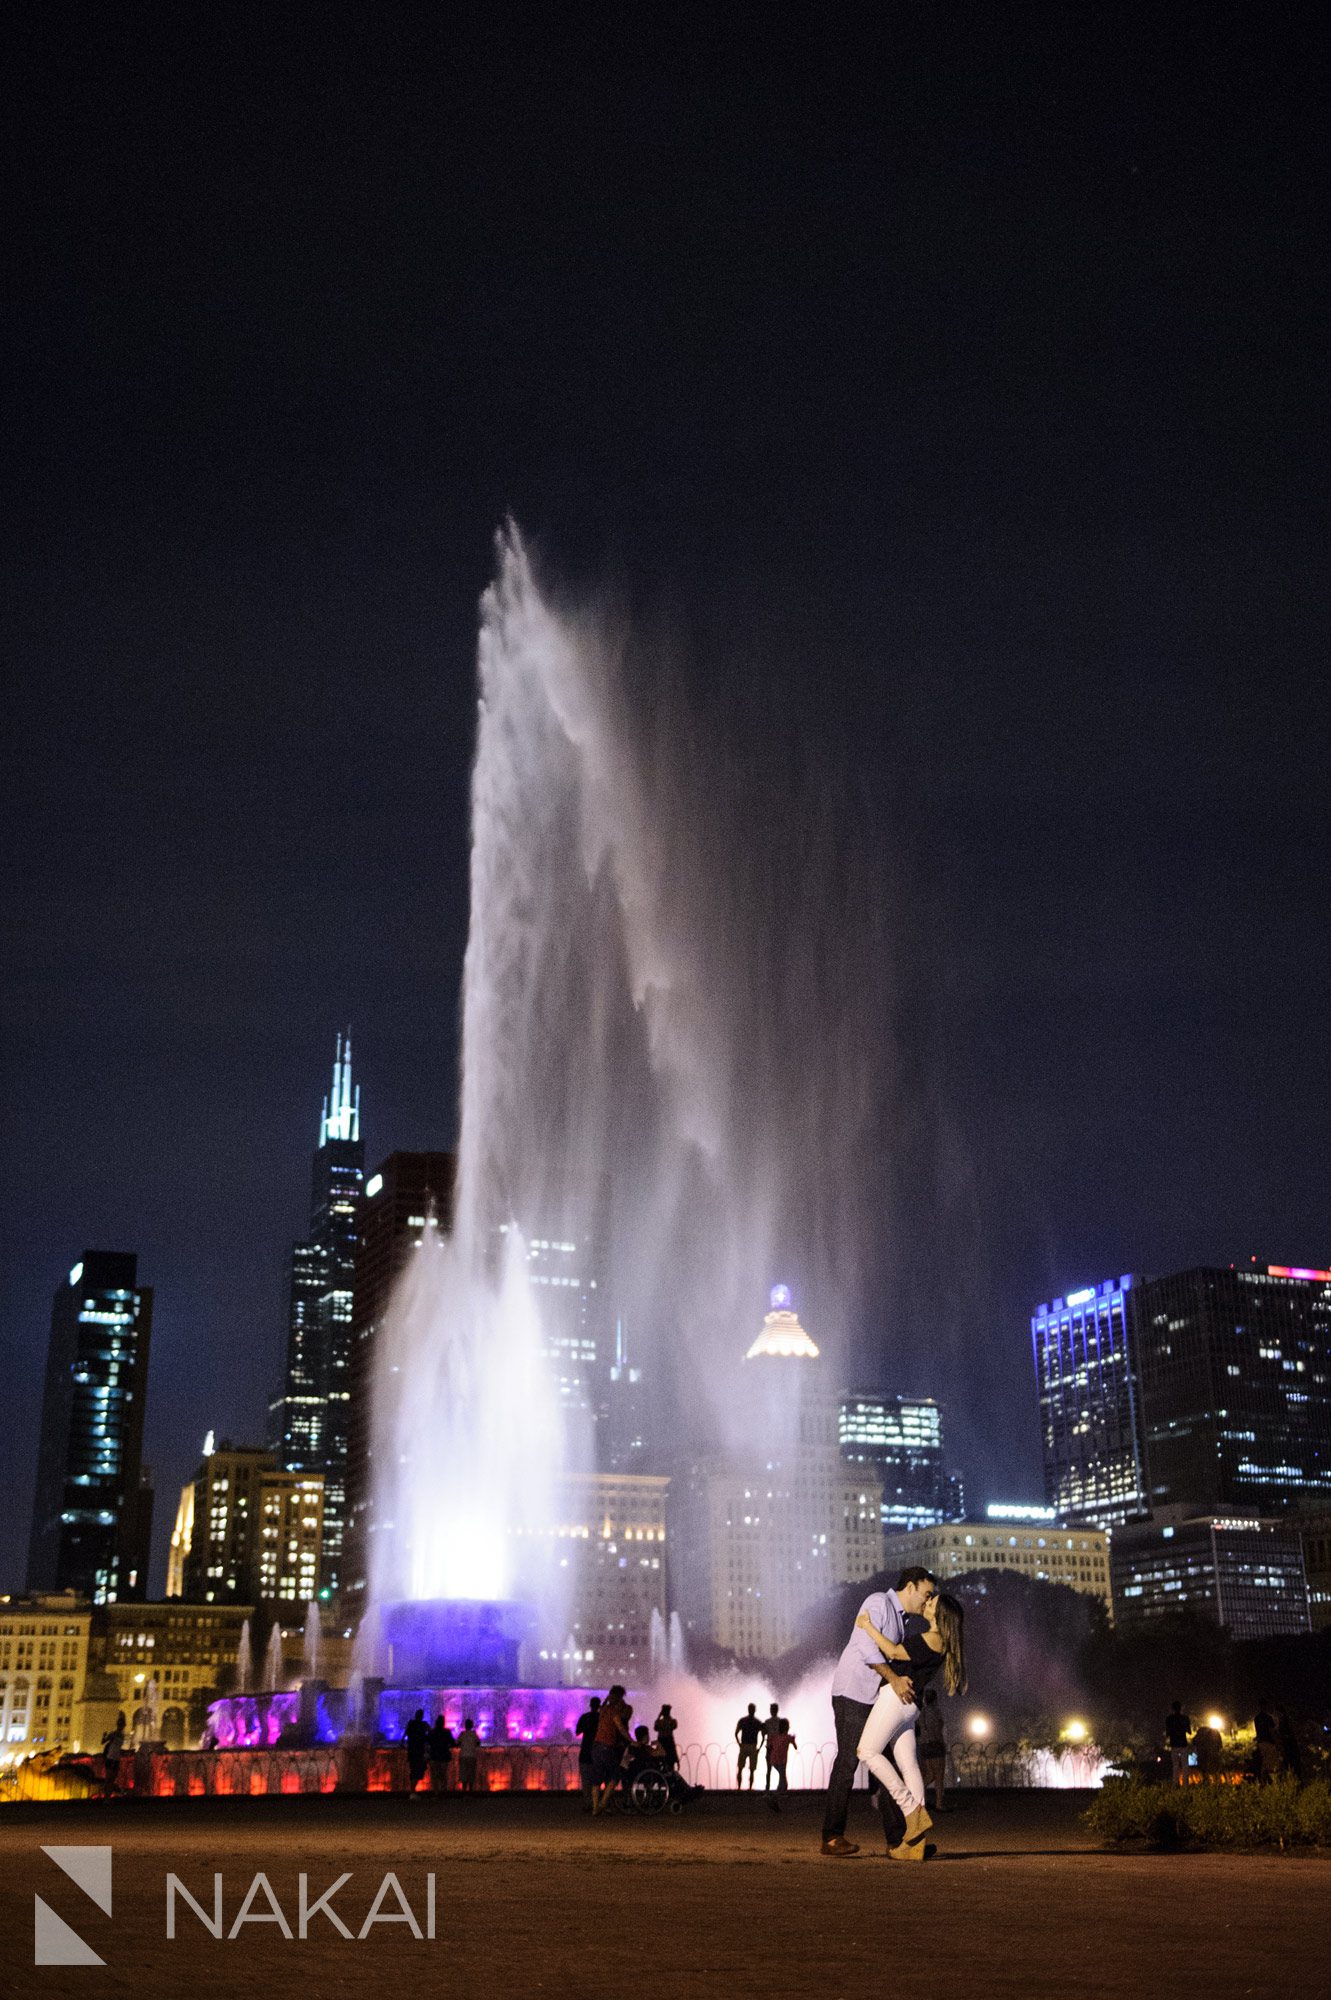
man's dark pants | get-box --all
[822,1695,907,1847]
[822,1696,873,1840]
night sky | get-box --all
[3,7,1328,1594]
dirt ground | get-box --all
[2,1786,1328,2000]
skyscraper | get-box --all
[172,1438,324,1608]
[342,1149,457,1608]
[27,1252,154,1604]
[1032,1265,1331,1529]
[1135,1265,1331,1514]
[1032,1276,1148,1527]
[838,1392,965,1530]
[672,1287,883,1658]
[270,1033,364,1593]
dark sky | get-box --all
[3,5,1328,1594]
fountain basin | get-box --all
[378,1598,533,1685]
[206,1682,609,1748]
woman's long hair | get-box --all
[935,1593,967,1696]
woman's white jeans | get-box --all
[856,1687,923,1815]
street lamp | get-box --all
[968,1713,990,1738]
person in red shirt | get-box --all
[765,1717,797,1812]
[590,1686,633,1815]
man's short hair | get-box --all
[895,1565,937,1593]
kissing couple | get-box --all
[820,1565,967,1861]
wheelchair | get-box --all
[611,1761,696,1815]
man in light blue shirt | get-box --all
[821,1567,937,1855]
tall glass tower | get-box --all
[271,1032,363,1594]
[27,1251,154,1603]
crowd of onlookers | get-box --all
[1162,1698,1306,1784]
[573,1688,702,1812]
[402,1709,486,1792]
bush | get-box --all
[1085,1777,1331,1850]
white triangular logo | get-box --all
[42,1844,113,1914]
[34,1896,105,1966]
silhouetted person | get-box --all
[762,1703,782,1789]
[765,1717,796,1810]
[101,1713,126,1798]
[627,1724,659,1779]
[918,1687,948,1809]
[1192,1722,1222,1782]
[1277,1709,1301,1781]
[1163,1701,1192,1785]
[428,1714,455,1792]
[735,1704,763,1788]
[457,1718,482,1791]
[575,1695,603,1810]
[591,1686,633,1814]
[1253,1701,1279,1783]
[653,1702,679,1773]
[405,1707,430,1795]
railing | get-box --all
[0,1734,1113,1804]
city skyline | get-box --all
[4,9,1328,1603]
[6,1021,1331,1599]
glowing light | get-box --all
[968,1714,990,1738]
[1066,1287,1095,1306]
[769,1283,792,1310]
[1267,1264,1331,1281]
[1206,1713,1226,1732]
[986,1503,1057,1523]
[1063,1719,1087,1742]
[366,1174,384,1199]
[68,1262,83,1288]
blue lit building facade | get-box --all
[27,1251,154,1603]
[1032,1277,1147,1528]
[270,1033,364,1593]
[1033,1266,1331,1534]
[837,1393,965,1530]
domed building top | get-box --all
[745,1283,820,1361]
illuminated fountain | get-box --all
[210,525,887,1763]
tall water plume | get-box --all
[369,525,889,1632]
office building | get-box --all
[1298,1512,1331,1631]
[343,1150,457,1606]
[1134,1266,1331,1515]
[27,1252,154,1604]
[519,1228,607,1420]
[1032,1264,1331,1529]
[270,1034,365,1592]
[674,1288,884,1658]
[0,1592,95,1759]
[1111,1507,1311,1640]
[538,1471,670,1682]
[1031,1277,1147,1528]
[601,1317,649,1473]
[881,1513,1113,1616]
[839,1392,964,1530]
[174,1438,324,1609]
[94,1600,253,1747]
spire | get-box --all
[745,1283,820,1361]
[319,1029,360,1146]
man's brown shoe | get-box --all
[820,1836,860,1856]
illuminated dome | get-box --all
[745,1284,820,1361]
